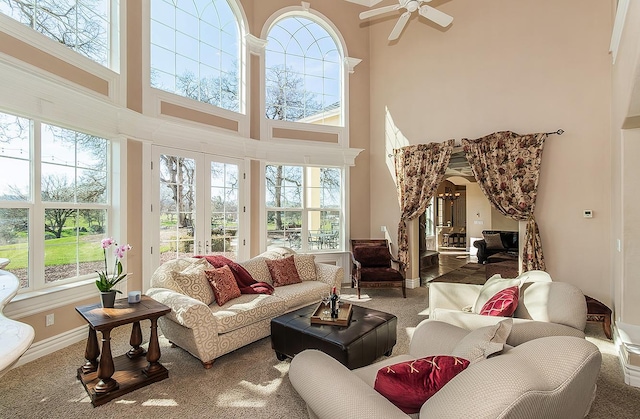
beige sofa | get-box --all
[428,277,587,346]
[146,248,343,368]
[290,320,602,419]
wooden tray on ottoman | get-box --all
[310,302,353,326]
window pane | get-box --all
[0,208,29,288]
[0,0,113,68]
[265,16,342,126]
[265,165,302,208]
[159,154,196,263]
[267,210,301,250]
[150,0,240,111]
[308,210,340,250]
[209,161,238,260]
[44,208,105,283]
[0,112,30,200]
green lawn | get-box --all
[0,235,103,270]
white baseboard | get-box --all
[13,325,87,369]
[615,322,640,388]
[405,277,420,289]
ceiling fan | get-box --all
[360,0,454,41]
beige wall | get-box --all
[612,0,640,326]
[368,0,613,298]
[465,183,492,240]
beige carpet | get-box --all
[429,262,487,285]
[0,287,638,418]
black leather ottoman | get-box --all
[270,304,397,370]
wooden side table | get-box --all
[585,295,612,340]
[75,295,171,406]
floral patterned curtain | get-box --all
[462,131,547,271]
[395,140,455,267]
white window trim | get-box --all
[0,5,123,105]
[142,0,250,137]
[4,133,126,319]
[259,5,360,148]
[261,162,347,254]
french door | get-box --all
[151,146,244,268]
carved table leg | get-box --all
[95,328,119,393]
[143,317,163,377]
[81,327,99,374]
[127,321,146,359]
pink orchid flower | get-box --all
[114,244,132,259]
[101,237,115,249]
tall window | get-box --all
[0,0,117,68]
[266,165,342,252]
[150,0,241,111]
[0,111,111,290]
[265,16,342,126]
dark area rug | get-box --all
[429,262,487,285]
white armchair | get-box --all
[428,277,587,346]
[289,320,601,419]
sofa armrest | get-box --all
[289,350,410,419]
[146,287,218,332]
[428,282,482,316]
[315,263,343,290]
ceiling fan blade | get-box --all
[418,5,453,27]
[388,11,411,41]
[360,4,401,20]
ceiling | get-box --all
[344,0,384,6]
[446,149,475,180]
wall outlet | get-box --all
[45,313,54,327]
[583,209,593,218]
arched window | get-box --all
[150,0,241,112]
[265,16,342,126]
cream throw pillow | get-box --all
[472,274,522,313]
[451,318,513,364]
[171,258,214,305]
[293,254,317,281]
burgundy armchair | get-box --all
[350,239,406,299]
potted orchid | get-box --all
[96,238,132,308]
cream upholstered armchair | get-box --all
[289,319,601,419]
[428,273,587,346]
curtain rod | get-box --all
[388,129,564,158]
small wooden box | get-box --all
[310,302,353,327]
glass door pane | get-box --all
[158,154,197,264]
[209,161,239,261]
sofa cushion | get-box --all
[451,318,513,364]
[271,281,330,311]
[353,245,391,268]
[479,286,519,317]
[294,254,317,281]
[171,258,215,305]
[374,355,470,414]
[205,265,241,306]
[473,275,522,313]
[483,232,505,250]
[239,257,273,285]
[210,293,286,334]
[266,255,302,287]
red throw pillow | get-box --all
[265,256,302,287]
[374,356,470,414]
[479,285,519,316]
[205,265,241,306]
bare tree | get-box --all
[159,155,195,229]
[265,65,323,121]
[176,70,239,112]
[1,0,108,64]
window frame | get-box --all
[143,0,250,136]
[260,7,355,147]
[263,163,344,253]
[0,109,125,314]
[0,1,121,78]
